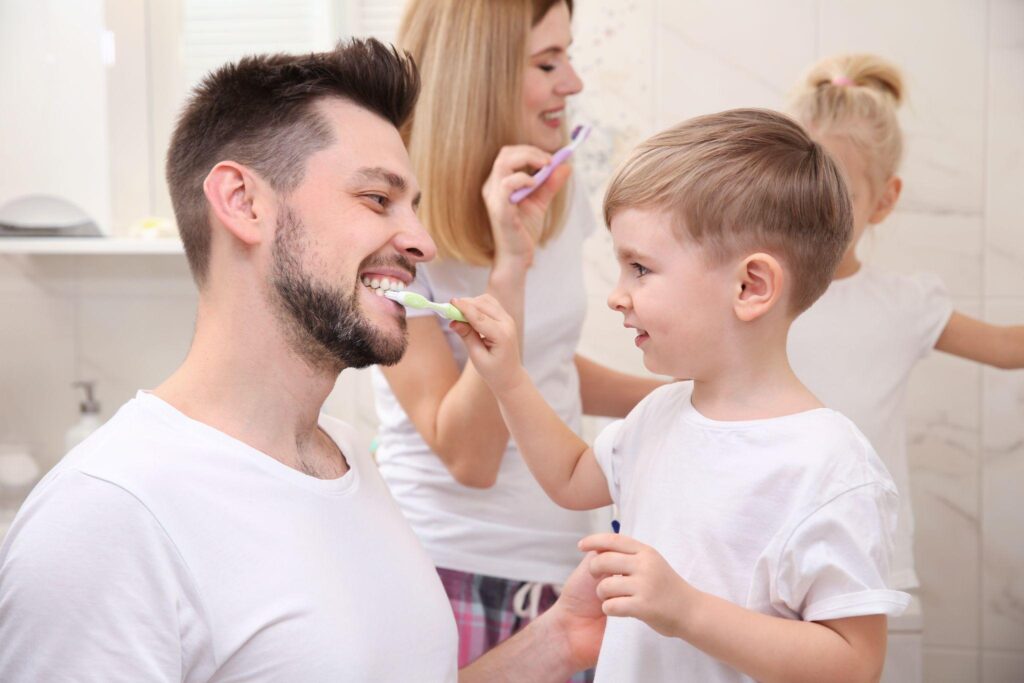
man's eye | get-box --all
[367,194,388,207]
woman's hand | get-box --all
[482,144,572,270]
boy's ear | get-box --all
[734,253,784,322]
[868,175,902,225]
[203,161,271,246]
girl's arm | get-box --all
[580,534,888,683]
[575,354,667,418]
[935,311,1024,369]
[452,295,613,510]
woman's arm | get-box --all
[379,263,530,489]
[575,354,667,418]
[935,311,1024,369]
[379,146,572,489]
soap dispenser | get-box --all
[65,380,102,452]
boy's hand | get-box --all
[579,533,699,639]
[450,295,526,394]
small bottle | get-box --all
[65,381,103,452]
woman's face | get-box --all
[520,2,583,152]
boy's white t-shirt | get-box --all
[592,382,910,683]
[0,393,458,682]
[372,185,595,583]
[788,266,953,590]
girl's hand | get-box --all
[579,533,698,639]
[481,145,572,270]
[450,295,526,394]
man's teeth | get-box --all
[361,276,406,297]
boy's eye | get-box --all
[631,262,649,277]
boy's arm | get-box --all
[452,296,613,510]
[579,534,887,683]
[935,311,1024,369]
[575,354,667,418]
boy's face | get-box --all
[607,208,735,379]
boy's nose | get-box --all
[607,285,628,312]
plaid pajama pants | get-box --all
[437,566,595,682]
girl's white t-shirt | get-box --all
[372,185,596,584]
[788,265,953,590]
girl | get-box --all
[786,53,1024,683]
[372,0,661,673]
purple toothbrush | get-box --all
[509,124,592,204]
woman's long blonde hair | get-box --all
[398,0,571,265]
[789,53,905,190]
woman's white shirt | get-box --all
[372,184,596,583]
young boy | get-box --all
[449,109,910,683]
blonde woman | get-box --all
[372,0,661,671]
[786,53,1024,683]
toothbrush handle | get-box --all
[509,147,574,204]
[437,303,467,323]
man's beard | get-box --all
[270,205,410,371]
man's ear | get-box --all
[868,175,902,225]
[202,161,268,246]
[734,252,784,322]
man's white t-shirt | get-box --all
[0,392,458,682]
[372,185,595,584]
[591,382,910,683]
[788,266,953,590]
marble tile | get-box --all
[981,301,1024,652]
[922,647,979,683]
[982,651,1024,683]
[655,0,818,123]
[860,209,984,299]
[819,0,988,217]
[984,0,1024,298]
[907,298,982,649]
[572,0,659,199]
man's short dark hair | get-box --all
[166,38,420,285]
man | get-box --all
[0,40,604,681]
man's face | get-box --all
[267,99,436,371]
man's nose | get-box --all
[396,215,437,264]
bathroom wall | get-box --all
[0,1,1020,680]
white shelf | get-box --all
[0,237,184,255]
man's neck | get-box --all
[154,298,347,478]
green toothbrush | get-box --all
[383,290,467,322]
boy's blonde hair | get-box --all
[788,53,905,189]
[397,0,571,265]
[603,108,852,314]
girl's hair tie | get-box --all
[831,75,855,87]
